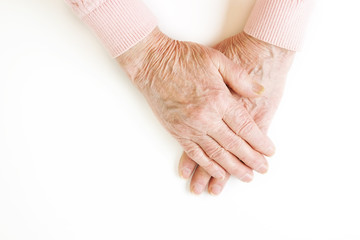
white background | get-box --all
[1,0,359,239]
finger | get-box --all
[208,172,231,196]
[208,122,269,174]
[180,139,226,180]
[260,125,270,135]
[223,103,276,157]
[178,152,197,179]
[210,49,264,98]
[196,136,254,182]
[190,166,212,195]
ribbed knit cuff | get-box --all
[244,0,313,51]
[70,0,158,58]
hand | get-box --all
[116,28,275,181]
[178,32,296,194]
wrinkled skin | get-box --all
[178,32,296,195]
[117,28,276,182]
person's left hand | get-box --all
[178,32,296,195]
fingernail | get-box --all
[191,183,203,195]
[210,184,223,195]
[241,173,254,183]
[252,82,264,95]
[257,164,269,174]
[181,167,192,178]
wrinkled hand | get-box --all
[117,28,275,181]
[178,32,296,194]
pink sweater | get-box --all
[64,0,312,58]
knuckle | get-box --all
[183,144,203,161]
[188,149,203,161]
[207,146,226,160]
[202,160,216,172]
[226,105,251,127]
[237,118,255,136]
[224,138,244,151]
[227,104,246,118]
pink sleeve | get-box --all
[64,0,157,58]
[244,0,313,51]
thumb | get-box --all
[213,50,264,98]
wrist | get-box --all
[234,32,295,69]
[116,28,173,83]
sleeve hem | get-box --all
[244,0,313,51]
[81,0,158,57]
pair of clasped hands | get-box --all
[117,27,295,195]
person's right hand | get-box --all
[116,28,275,181]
